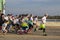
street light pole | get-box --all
[2,0,3,13]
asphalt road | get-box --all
[0,26,60,40]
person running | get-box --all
[39,14,48,36]
[18,16,29,34]
[0,14,6,33]
[27,14,33,33]
[13,16,19,33]
[2,20,8,35]
[7,14,14,32]
[33,16,38,32]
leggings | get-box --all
[40,28,45,33]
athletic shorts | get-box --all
[40,24,45,29]
[33,23,36,25]
[29,24,33,29]
[22,27,28,30]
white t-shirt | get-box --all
[21,18,25,22]
[13,19,19,24]
[4,16,8,21]
[41,16,46,24]
[34,18,38,23]
[30,17,33,21]
[9,16,13,21]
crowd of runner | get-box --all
[0,12,48,36]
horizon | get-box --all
[6,0,60,16]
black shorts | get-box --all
[29,24,33,29]
[33,23,36,25]
[13,24,19,26]
[39,28,45,30]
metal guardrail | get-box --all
[38,19,60,22]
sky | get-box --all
[6,0,60,16]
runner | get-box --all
[33,16,38,32]
[27,14,33,33]
[39,14,48,36]
[17,16,29,34]
[2,20,8,35]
